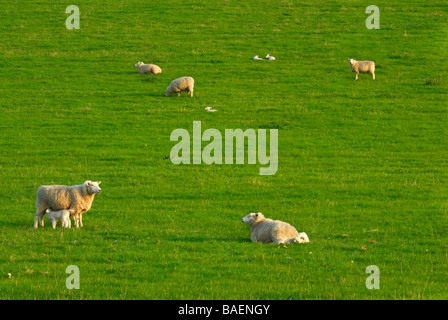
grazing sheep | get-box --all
[134,62,162,74]
[45,208,71,229]
[165,76,195,97]
[348,58,375,80]
[241,212,309,244]
[265,54,276,60]
[34,180,102,228]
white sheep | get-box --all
[134,62,162,74]
[253,55,263,60]
[241,212,309,244]
[265,54,276,61]
[45,208,71,229]
[34,180,102,228]
[348,58,375,80]
[165,76,195,97]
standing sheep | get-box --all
[34,180,102,228]
[45,208,71,229]
[348,58,375,80]
[165,76,195,97]
[134,62,162,74]
[241,212,309,244]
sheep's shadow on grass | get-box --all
[4,221,35,229]
[108,72,136,75]
[146,92,167,98]
[165,235,250,243]
[116,92,149,98]
[140,77,158,83]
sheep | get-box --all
[34,180,102,229]
[45,208,71,229]
[241,212,309,244]
[165,76,195,97]
[348,58,375,80]
[265,54,276,61]
[134,62,162,74]
[253,55,263,60]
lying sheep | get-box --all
[45,208,71,229]
[134,62,162,74]
[348,58,375,80]
[241,212,309,244]
[34,180,102,228]
[165,76,195,97]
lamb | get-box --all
[165,76,195,97]
[34,180,102,228]
[265,54,276,61]
[241,212,309,244]
[348,58,375,80]
[134,62,162,74]
[45,208,71,229]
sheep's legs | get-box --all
[34,208,46,228]
[67,209,80,228]
[275,238,297,244]
[62,218,71,228]
[372,72,375,80]
[79,213,83,227]
[274,239,287,244]
[355,72,358,80]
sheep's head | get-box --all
[135,62,143,68]
[165,86,172,97]
[294,232,310,243]
[348,58,356,65]
[241,212,264,225]
[84,180,102,194]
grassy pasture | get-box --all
[0,0,447,299]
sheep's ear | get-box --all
[84,180,91,186]
[97,181,101,185]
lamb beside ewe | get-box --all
[348,58,375,80]
[242,212,309,244]
[165,76,195,97]
[134,62,162,74]
[45,208,71,229]
[34,180,102,228]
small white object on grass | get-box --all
[266,54,276,60]
[253,55,263,60]
[205,107,217,112]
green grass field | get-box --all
[0,0,447,299]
